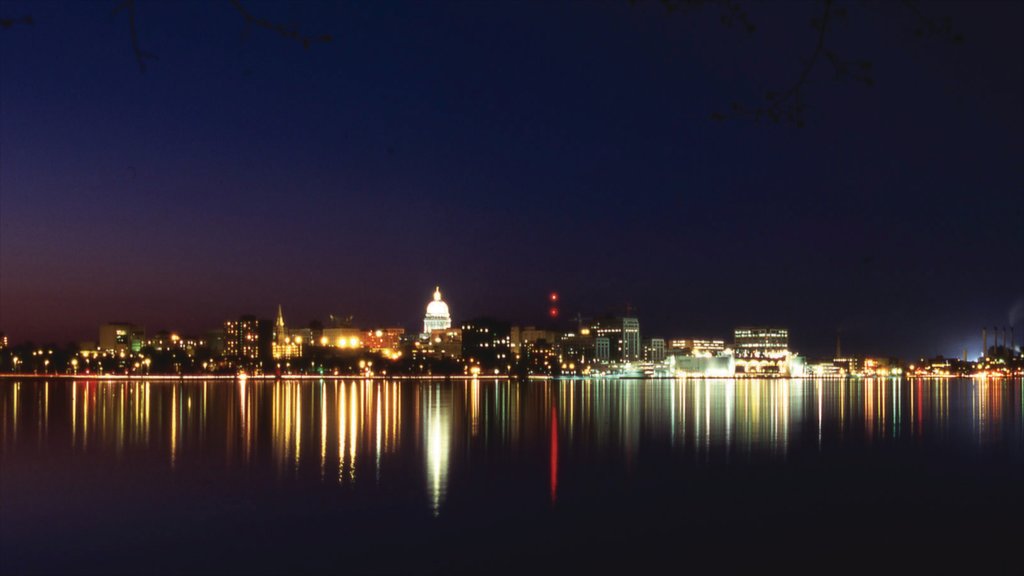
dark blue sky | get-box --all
[1,1,1021,359]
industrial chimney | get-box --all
[982,327,987,358]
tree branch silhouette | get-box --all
[114,0,156,73]
[712,0,842,126]
[228,0,333,49]
[0,15,34,30]
[111,0,334,74]
[901,0,965,44]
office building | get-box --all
[99,323,144,353]
[460,318,511,372]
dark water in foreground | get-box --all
[1,377,1021,574]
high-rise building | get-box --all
[595,337,610,362]
[644,338,666,362]
[99,323,144,353]
[224,315,266,366]
[423,286,452,335]
[460,318,511,372]
[558,327,595,366]
[592,317,641,362]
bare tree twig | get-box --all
[228,0,333,49]
[114,0,156,73]
[901,0,964,44]
[714,0,876,126]
[0,15,34,29]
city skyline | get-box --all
[1,2,1022,360]
[1,3,1021,573]
[2,282,1021,362]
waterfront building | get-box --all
[460,318,511,372]
[733,327,789,359]
[666,351,736,377]
[423,286,452,335]
[669,338,726,355]
[143,331,207,356]
[558,328,595,366]
[224,315,269,366]
[644,338,666,362]
[732,326,803,375]
[592,317,641,362]
[511,326,558,360]
[412,328,462,361]
[321,327,363,350]
[364,328,405,355]
[271,306,303,360]
[98,323,144,353]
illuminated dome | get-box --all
[423,286,452,334]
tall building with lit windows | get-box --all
[592,317,641,362]
[460,318,511,372]
[224,315,266,366]
[733,327,798,375]
[733,327,789,359]
[423,286,452,335]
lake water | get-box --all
[1,377,1021,574]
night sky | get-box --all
[1,1,1021,359]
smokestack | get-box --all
[1012,326,1016,352]
[836,332,841,360]
[983,327,987,358]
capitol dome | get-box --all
[426,287,449,316]
[423,286,452,335]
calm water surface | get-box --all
[1,377,1021,574]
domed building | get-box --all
[423,286,452,335]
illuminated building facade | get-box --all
[224,315,266,365]
[143,331,207,355]
[644,338,666,362]
[511,326,558,361]
[669,338,726,355]
[271,305,303,360]
[732,327,806,376]
[733,327,789,359]
[321,327,363,350]
[412,328,462,361]
[364,328,405,353]
[423,286,452,335]
[592,317,641,362]
[558,328,595,366]
[99,323,144,353]
[667,352,736,377]
[460,318,511,371]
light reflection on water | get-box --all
[1,377,1021,512]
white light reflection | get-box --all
[423,385,450,517]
